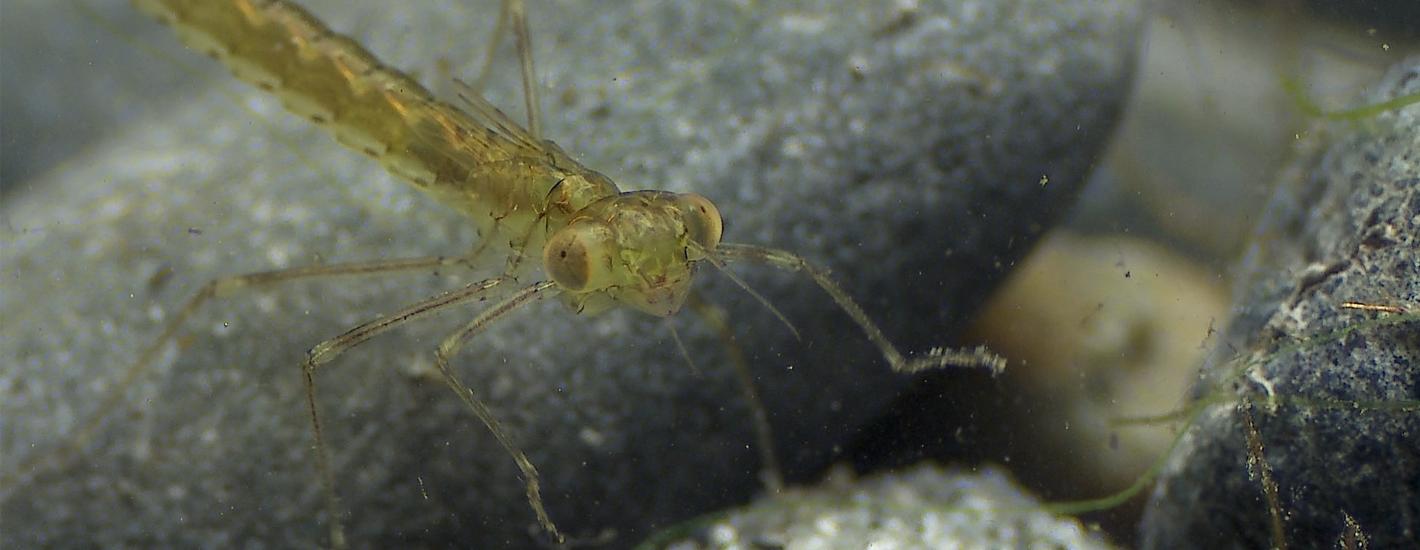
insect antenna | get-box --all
[712,243,1006,375]
[700,252,801,341]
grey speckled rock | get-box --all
[644,464,1114,549]
[0,0,217,191]
[1,0,1139,547]
[1141,57,1420,549]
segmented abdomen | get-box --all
[132,0,592,244]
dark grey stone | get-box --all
[1141,57,1420,549]
[0,0,1139,547]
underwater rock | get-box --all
[1140,57,1420,549]
[0,0,1139,547]
[967,232,1226,493]
[644,463,1114,549]
[1300,0,1420,38]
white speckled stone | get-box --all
[649,464,1114,549]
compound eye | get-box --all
[677,193,723,254]
[543,221,617,292]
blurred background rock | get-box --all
[2,0,1416,548]
[851,0,1416,547]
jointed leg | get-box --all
[508,0,542,138]
[301,276,510,549]
[427,281,564,543]
[713,243,1007,374]
[470,0,543,138]
[0,255,476,491]
[685,292,785,493]
[470,0,511,97]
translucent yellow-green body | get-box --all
[132,0,724,316]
